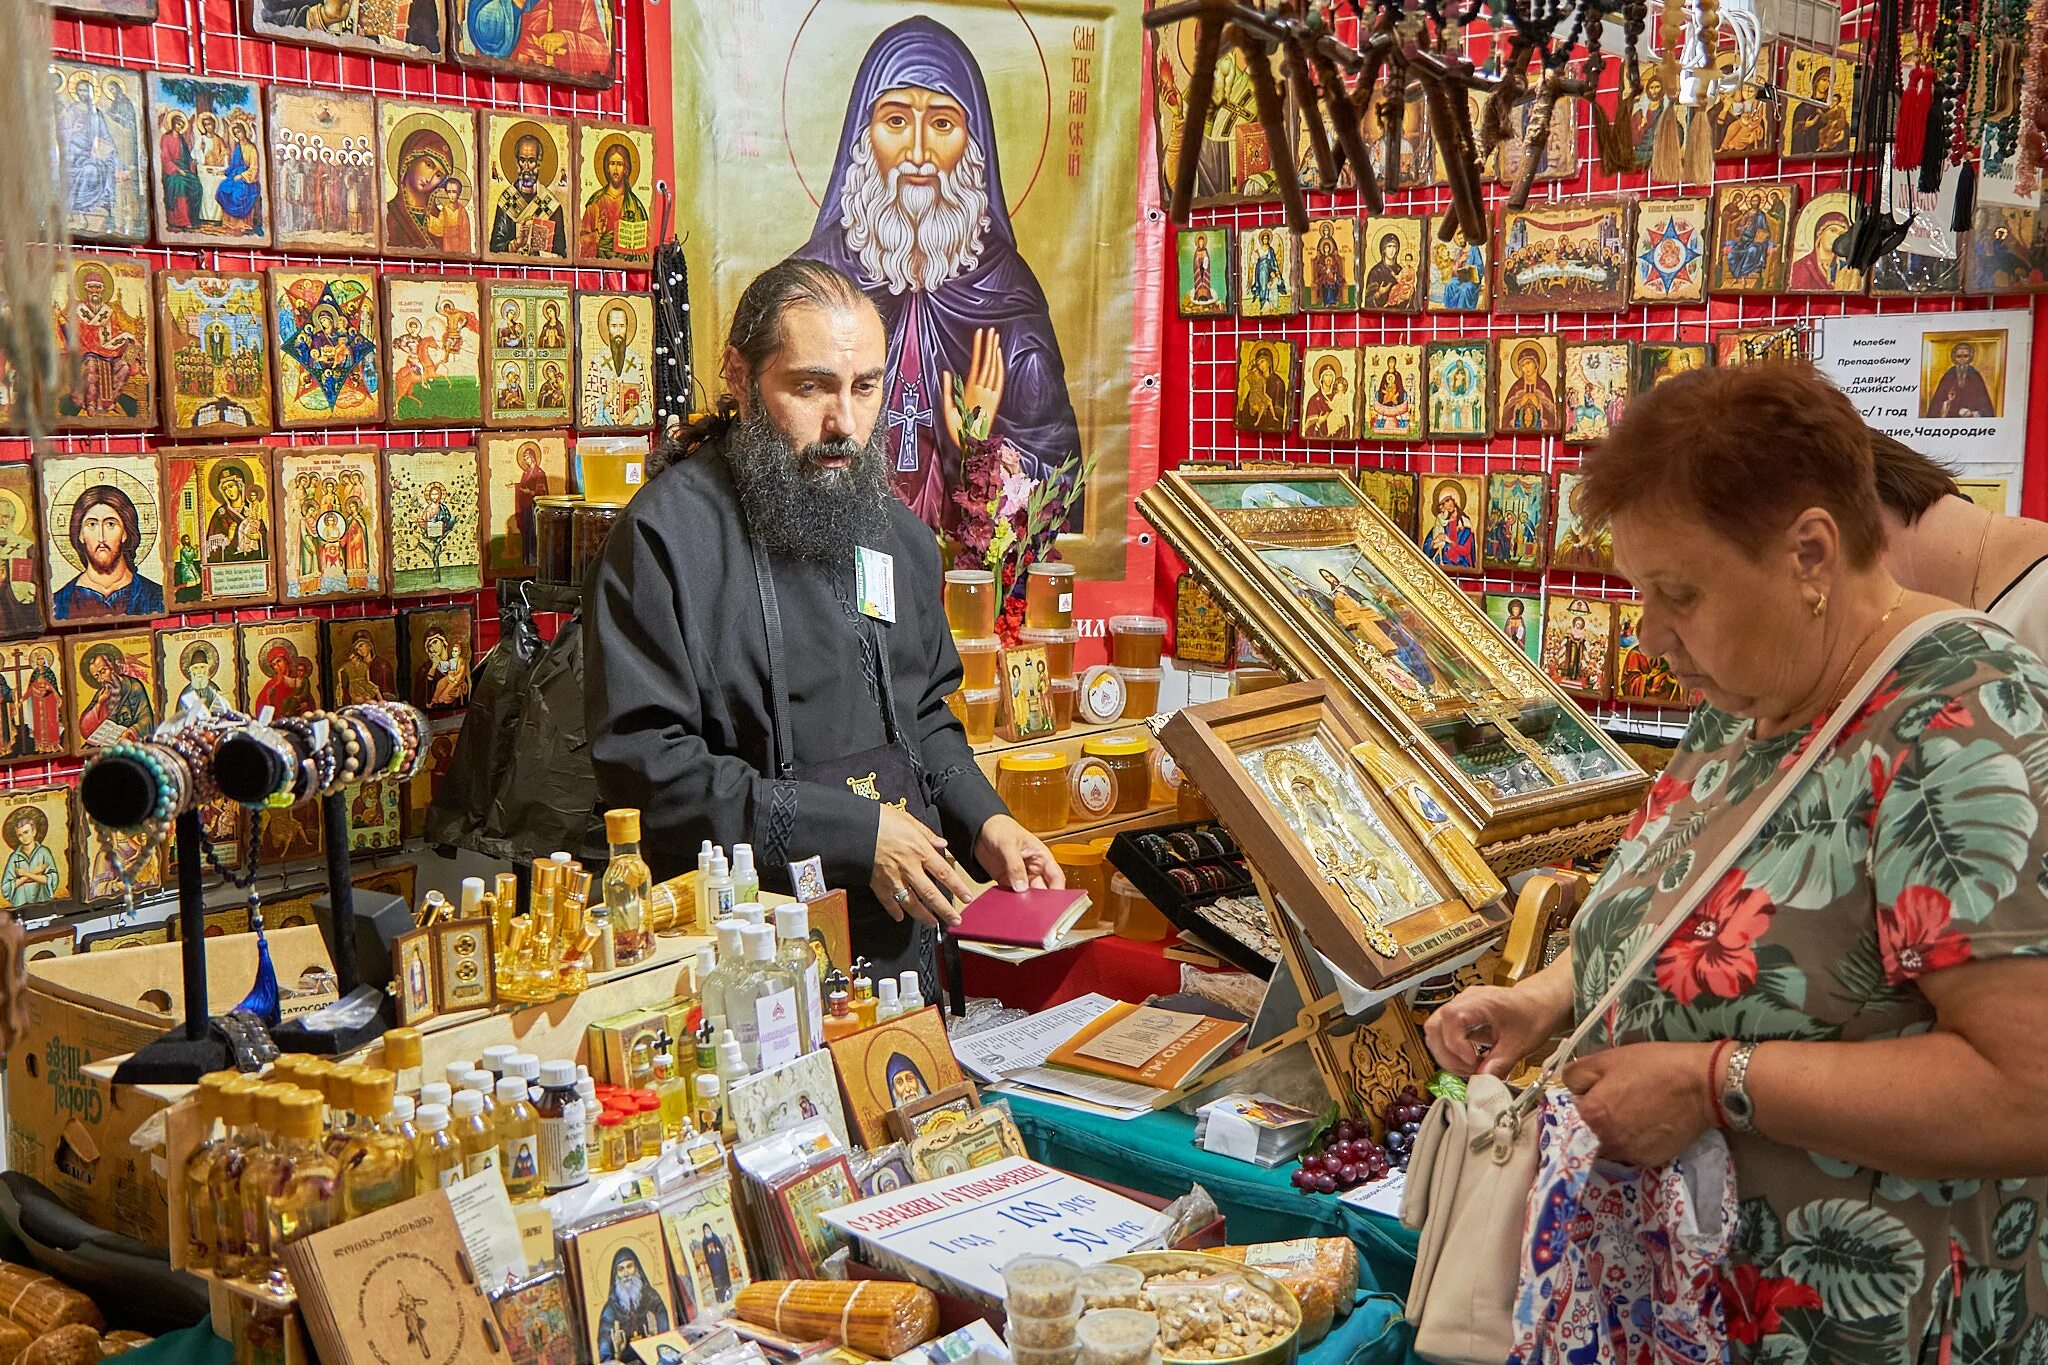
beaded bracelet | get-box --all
[236,719,302,805]
[328,714,370,794]
[275,715,337,798]
[94,739,192,827]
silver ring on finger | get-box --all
[893,887,912,904]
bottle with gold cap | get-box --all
[254,1091,342,1287]
[268,1054,311,1088]
[343,1069,415,1219]
[413,1103,463,1191]
[605,809,655,966]
[321,1064,366,1159]
[514,860,562,1001]
[180,1072,238,1270]
[236,1084,296,1282]
[491,872,519,993]
[207,1077,266,1279]
[381,1027,424,1097]
[296,1060,333,1126]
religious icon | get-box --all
[1298,347,1359,442]
[269,267,384,428]
[1481,471,1547,575]
[1493,335,1563,436]
[483,113,572,265]
[276,445,386,602]
[1787,191,1867,295]
[1613,602,1692,708]
[827,1006,966,1147]
[265,89,379,256]
[78,806,167,904]
[1301,217,1361,313]
[1417,475,1482,577]
[66,629,160,754]
[157,624,242,719]
[1562,341,1632,445]
[0,641,69,761]
[1920,331,2006,420]
[1497,200,1630,312]
[1634,343,1711,394]
[485,281,574,428]
[1483,594,1544,665]
[569,1212,673,1365]
[1359,344,1422,441]
[574,121,656,266]
[662,1174,751,1324]
[24,925,76,961]
[1709,182,1797,295]
[350,779,402,853]
[378,101,479,261]
[1424,212,1490,312]
[1623,67,1692,172]
[403,604,474,713]
[454,0,615,89]
[145,73,270,247]
[1356,467,1418,540]
[1551,471,1616,574]
[1630,196,1711,305]
[55,0,156,18]
[52,62,150,245]
[386,446,483,597]
[324,615,400,708]
[240,617,323,721]
[1236,226,1298,319]
[403,722,458,841]
[0,788,72,909]
[1781,47,1855,159]
[1491,93,1578,185]
[577,293,654,432]
[245,0,445,62]
[38,452,167,626]
[1176,226,1231,316]
[1708,42,1778,159]
[0,468,49,643]
[1965,204,2048,294]
[998,645,1054,742]
[162,447,276,609]
[1541,596,1615,701]
[50,257,155,433]
[156,270,272,439]
[1425,341,1490,439]
[1232,340,1295,435]
[383,274,484,426]
[1714,324,1805,367]
[481,432,568,577]
[1357,216,1424,312]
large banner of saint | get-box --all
[659,0,1157,590]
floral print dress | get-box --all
[1571,619,2048,1365]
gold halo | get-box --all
[497,119,562,189]
[0,489,28,531]
[386,109,472,188]
[596,298,637,345]
[588,131,641,186]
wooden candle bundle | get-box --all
[0,1268,100,1337]
[734,1279,939,1358]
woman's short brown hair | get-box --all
[1577,361,1884,568]
[1867,430,1961,523]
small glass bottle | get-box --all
[605,809,656,966]
[730,923,800,1071]
[236,1084,294,1283]
[731,843,760,906]
[851,961,878,1029]
[180,1071,237,1270]
[412,1103,464,1192]
[632,1089,663,1156]
[480,1045,517,1081]
[255,1092,342,1290]
[389,1094,418,1148]
[343,1069,416,1220]
[874,977,901,1024]
[898,970,926,1014]
[694,840,716,926]
[704,855,736,924]
[495,1077,543,1202]
[774,904,822,1054]
[536,1060,589,1193]
[321,1064,367,1160]
[597,1113,627,1172]
[444,1060,475,1095]
[208,1078,266,1280]
[821,988,861,1043]
[577,1075,601,1157]
[509,1052,541,1101]
[461,1069,499,1133]
[421,1081,453,1115]
[653,1043,690,1144]
[381,1027,424,1098]
[451,1091,500,1178]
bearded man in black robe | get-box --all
[584,259,1063,977]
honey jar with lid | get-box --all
[1082,733,1154,814]
[996,750,1071,834]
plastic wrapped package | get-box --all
[1204,1239,1358,1346]
[1143,1274,1291,1361]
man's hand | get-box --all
[974,814,1065,893]
[941,327,1007,446]
[870,804,975,928]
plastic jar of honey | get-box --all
[1108,873,1170,942]
[1083,733,1154,814]
[1048,678,1078,732]
[1020,626,1079,679]
[997,751,1071,835]
[1107,615,1168,669]
[945,570,997,638]
[955,636,1000,691]
[956,689,999,744]
[1115,667,1162,719]
[1051,841,1112,915]
[1066,754,1119,824]
[1077,665,1126,725]
[1025,562,1076,630]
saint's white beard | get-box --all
[614,1276,644,1314]
[839,132,991,295]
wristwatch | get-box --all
[1720,1042,1760,1135]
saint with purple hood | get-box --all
[798,17,1084,533]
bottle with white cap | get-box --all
[729,923,799,1071]
[774,904,822,1052]
[461,1070,498,1130]
[420,1081,453,1113]
[898,970,925,1014]
[716,1028,749,1093]
[458,876,486,921]
[479,1045,517,1080]
[731,844,759,906]
[694,1073,725,1141]
[577,1074,601,1156]
[874,977,901,1024]
[694,840,716,924]
[412,1103,462,1190]
[444,1060,474,1093]
[735,903,767,929]
[508,1053,541,1102]
[704,854,736,923]
[451,1090,499,1177]
[536,1060,588,1192]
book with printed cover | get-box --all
[1043,1001,1246,1090]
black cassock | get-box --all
[583,437,1006,976]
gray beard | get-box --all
[727,391,894,565]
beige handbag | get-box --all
[1398,610,1979,1365]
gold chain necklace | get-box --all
[1968,513,1993,608]
[1828,588,1908,713]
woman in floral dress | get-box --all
[1427,362,2048,1363]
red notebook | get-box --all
[952,887,1093,950]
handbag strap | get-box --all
[1527,607,1987,1093]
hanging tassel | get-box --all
[1918,96,1950,191]
[1952,159,1978,230]
[233,915,281,1030]
[1896,66,1934,168]
[1684,109,1715,184]
[1592,99,1634,173]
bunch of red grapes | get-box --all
[1287,1086,1430,1195]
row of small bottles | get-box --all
[472,811,669,1004]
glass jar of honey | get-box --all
[944,570,996,638]
[533,495,582,585]
[1115,667,1162,719]
[957,688,999,745]
[996,751,1071,835]
[1019,626,1078,679]
[1067,754,1119,823]
[570,501,625,586]
[1083,733,1154,814]
[1025,562,1076,630]
[955,636,1000,691]
[1108,615,1168,669]
[1048,678,1077,732]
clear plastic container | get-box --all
[1067,754,1120,823]
[1078,665,1127,725]
[1077,1308,1159,1365]
[1151,748,1185,807]
[1084,734,1154,814]
[1116,668,1162,720]
[1178,784,1215,821]
[1010,1310,1083,1350]
[958,688,999,744]
[1108,615,1168,669]
[956,636,1001,692]
[1108,874,1170,942]
[1026,562,1077,630]
[1010,1347,1081,1365]
[1021,626,1080,679]
[1050,677,1078,732]
[1077,1265,1148,1312]
[1051,842,1111,919]
[998,751,1072,835]
[946,570,997,638]
[1004,1255,1082,1317]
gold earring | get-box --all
[1812,593,1827,619]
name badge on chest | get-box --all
[855,545,896,623]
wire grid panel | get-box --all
[1175,9,2027,734]
[18,0,642,799]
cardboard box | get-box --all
[7,926,336,1245]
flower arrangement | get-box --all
[949,430,1093,644]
